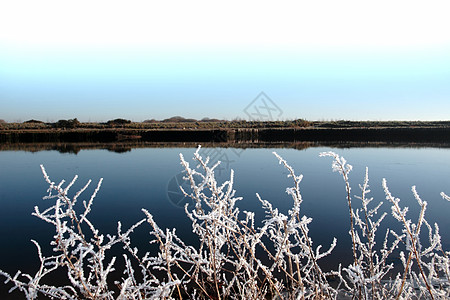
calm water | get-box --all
[1,145,450,296]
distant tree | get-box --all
[106,118,131,126]
[55,118,80,129]
[24,119,44,124]
[0,119,6,124]
[162,116,184,122]
[292,119,311,127]
[162,116,197,123]
[143,119,158,123]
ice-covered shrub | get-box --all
[0,147,449,299]
[321,152,450,299]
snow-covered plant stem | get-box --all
[383,181,437,300]
[319,152,358,267]
[320,151,449,300]
[441,192,450,202]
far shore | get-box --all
[1,119,450,145]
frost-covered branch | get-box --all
[441,192,450,202]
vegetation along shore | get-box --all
[1,118,450,144]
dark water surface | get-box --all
[1,145,449,297]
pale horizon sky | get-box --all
[1,0,450,122]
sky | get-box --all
[1,0,449,122]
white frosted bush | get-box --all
[0,147,448,299]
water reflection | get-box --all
[1,141,450,154]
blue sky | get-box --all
[1,0,449,122]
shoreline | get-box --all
[1,126,450,144]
